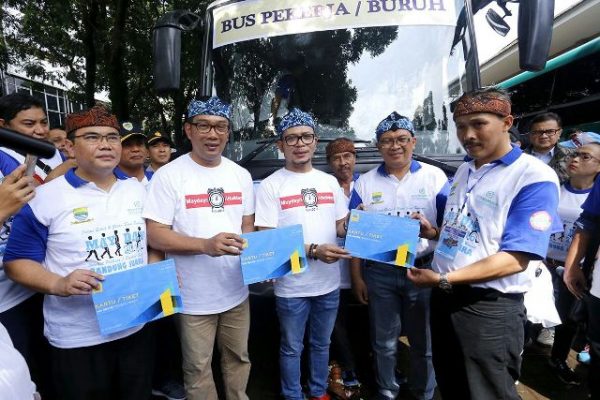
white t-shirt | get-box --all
[350,161,449,258]
[3,170,147,348]
[433,147,561,293]
[143,154,254,315]
[0,322,36,399]
[255,168,348,298]
[547,183,591,262]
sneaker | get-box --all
[578,345,591,365]
[152,380,186,400]
[548,358,581,385]
[536,327,555,346]
[342,370,360,388]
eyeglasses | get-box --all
[73,132,121,144]
[566,151,600,162]
[189,121,230,135]
[378,136,412,148]
[282,133,316,146]
[529,129,561,137]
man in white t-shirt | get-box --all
[408,88,561,399]
[255,108,350,400]
[144,96,255,400]
[349,112,447,400]
[4,105,154,399]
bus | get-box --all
[152,0,554,179]
[499,35,600,137]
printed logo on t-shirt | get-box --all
[185,188,243,212]
[371,192,384,204]
[72,207,94,224]
[530,211,552,232]
[280,189,334,211]
[85,226,145,274]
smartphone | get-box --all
[24,154,38,177]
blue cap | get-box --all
[277,108,315,136]
[187,96,232,120]
[559,132,600,148]
[375,112,414,140]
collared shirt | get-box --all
[114,166,153,186]
[531,146,555,165]
[4,169,147,348]
[433,146,561,293]
[0,150,34,313]
[349,160,450,257]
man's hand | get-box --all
[564,266,588,299]
[314,243,351,264]
[53,269,104,296]
[0,165,35,222]
[352,276,369,304]
[407,267,440,288]
[203,232,245,257]
[410,212,437,240]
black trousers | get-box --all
[549,267,579,361]
[51,325,155,400]
[587,294,600,399]
[330,289,357,371]
[430,287,525,400]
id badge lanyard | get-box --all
[454,163,500,223]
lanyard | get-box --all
[455,163,500,220]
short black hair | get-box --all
[0,92,45,122]
[529,112,562,129]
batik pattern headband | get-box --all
[453,94,511,119]
[187,97,232,120]
[65,105,119,134]
[277,108,315,136]
[375,112,414,140]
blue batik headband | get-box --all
[277,108,316,136]
[375,112,414,140]
[187,96,232,120]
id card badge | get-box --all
[435,223,468,260]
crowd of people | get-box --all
[0,87,599,400]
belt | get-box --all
[434,285,524,302]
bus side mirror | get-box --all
[518,0,554,71]
[153,11,201,95]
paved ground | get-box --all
[156,294,591,399]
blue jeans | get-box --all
[275,289,340,400]
[364,263,435,400]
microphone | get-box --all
[0,127,57,159]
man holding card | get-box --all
[144,96,255,400]
[348,112,448,400]
[255,108,350,400]
[3,105,154,399]
[407,87,561,399]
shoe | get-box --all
[328,362,348,400]
[548,358,581,385]
[536,327,555,346]
[394,368,408,385]
[152,380,186,400]
[342,370,360,388]
[578,345,591,365]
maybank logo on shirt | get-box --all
[185,189,243,212]
[72,207,93,224]
[279,189,334,210]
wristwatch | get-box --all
[438,272,452,291]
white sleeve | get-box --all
[254,179,279,228]
[142,169,178,225]
[333,183,348,221]
[242,171,255,216]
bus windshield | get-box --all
[207,0,471,162]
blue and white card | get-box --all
[241,224,308,284]
[92,259,183,335]
[345,209,420,267]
